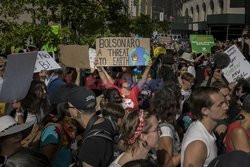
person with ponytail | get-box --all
[109,110,160,167]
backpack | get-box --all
[71,116,114,167]
[21,122,62,149]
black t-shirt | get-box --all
[78,119,114,167]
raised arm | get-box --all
[137,59,152,89]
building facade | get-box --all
[172,0,246,40]
[152,0,177,21]
[126,0,152,17]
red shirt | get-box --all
[111,84,140,111]
[225,122,250,152]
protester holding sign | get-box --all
[95,59,152,111]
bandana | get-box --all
[127,110,144,145]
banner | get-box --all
[96,37,150,66]
[59,45,90,69]
[222,45,250,82]
[0,52,37,103]
[34,51,61,73]
[190,35,215,53]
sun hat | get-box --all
[180,52,194,63]
[0,115,34,137]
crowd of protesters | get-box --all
[0,32,250,167]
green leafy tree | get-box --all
[0,0,131,50]
[131,14,154,38]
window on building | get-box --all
[210,0,214,14]
[185,8,189,16]
[202,3,207,21]
[219,0,224,14]
[230,0,245,8]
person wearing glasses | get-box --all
[109,110,160,167]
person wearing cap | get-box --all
[225,94,250,153]
[0,115,34,157]
[64,86,116,167]
[181,87,228,167]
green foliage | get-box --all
[154,20,170,35]
[0,0,170,50]
[131,14,154,38]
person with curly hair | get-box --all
[151,81,182,167]
[109,110,160,167]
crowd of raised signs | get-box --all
[0,35,250,167]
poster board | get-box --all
[59,45,90,69]
[222,45,250,82]
[0,52,37,103]
[190,35,215,53]
[34,51,61,73]
[158,36,172,44]
[96,37,150,66]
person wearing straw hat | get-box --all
[180,52,196,79]
[0,115,34,157]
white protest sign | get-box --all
[34,51,61,73]
[89,48,96,70]
[222,45,250,82]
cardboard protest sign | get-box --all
[222,45,250,82]
[190,35,215,53]
[96,37,150,66]
[34,51,61,73]
[158,36,172,44]
[0,52,37,103]
[59,45,90,69]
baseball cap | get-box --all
[68,86,96,111]
[208,151,250,167]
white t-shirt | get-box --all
[181,89,191,102]
[160,123,181,155]
[181,121,217,167]
[188,66,196,78]
[109,153,124,167]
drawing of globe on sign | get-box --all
[128,47,150,66]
